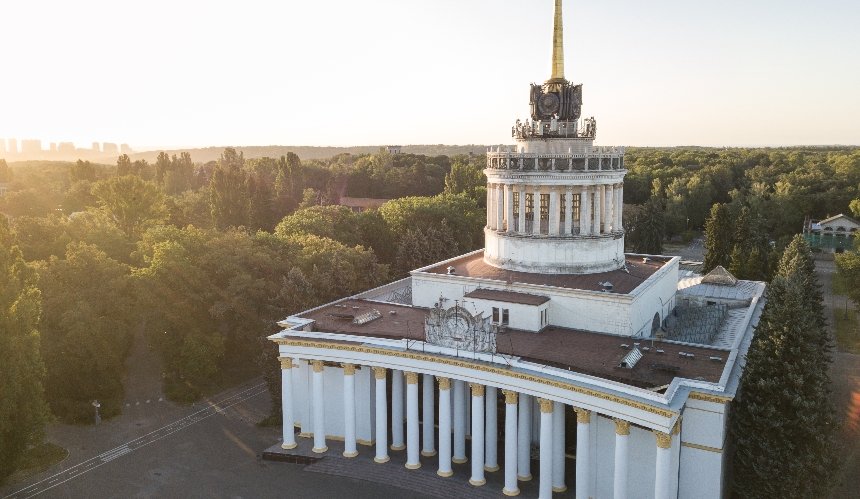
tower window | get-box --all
[502,309,509,325]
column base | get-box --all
[552,485,568,493]
[469,478,486,486]
[390,444,406,451]
[298,432,312,438]
[281,442,297,450]
[484,464,500,472]
[421,450,437,457]
[502,488,521,497]
[517,474,532,482]
[452,456,468,464]
[437,469,454,477]
[311,446,328,454]
[343,451,359,458]
[373,456,390,464]
[356,438,375,446]
[405,462,421,470]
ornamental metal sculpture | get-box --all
[424,302,496,353]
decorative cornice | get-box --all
[654,431,672,449]
[438,377,451,390]
[279,357,293,370]
[406,371,419,384]
[614,418,630,436]
[470,383,485,397]
[672,417,682,435]
[688,392,732,404]
[681,442,722,453]
[274,338,677,419]
[311,360,324,373]
[574,407,591,424]
[502,389,518,405]
[342,363,356,376]
[372,366,387,380]
[538,398,554,413]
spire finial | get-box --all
[551,0,564,80]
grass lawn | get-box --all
[7,442,68,484]
[833,308,860,354]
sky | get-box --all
[1,0,859,150]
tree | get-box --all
[275,205,362,246]
[247,172,274,232]
[116,154,132,176]
[394,222,459,276]
[91,175,166,239]
[209,148,249,229]
[155,152,171,185]
[625,195,664,254]
[0,217,49,481]
[70,160,97,183]
[703,203,733,272]
[443,157,485,203]
[730,238,836,498]
[0,159,11,183]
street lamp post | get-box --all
[93,400,101,425]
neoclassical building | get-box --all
[269,2,764,497]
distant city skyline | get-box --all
[1,0,859,149]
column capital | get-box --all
[502,389,518,405]
[438,377,451,390]
[406,371,419,384]
[672,418,682,435]
[614,418,631,436]
[470,383,485,397]
[573,407,591,424]
[342,363,356,375]
[654,430,672,449]
[538,398,554,413]
[372,366,387,380]
[279,357,293,370]
[311,360,324,373]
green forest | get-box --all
[1,145,859,481]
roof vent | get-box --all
[600,281,614,292]
[619,347,643,369]
[643,257,651,263]
[352,309,382,325]
[447,266,456,275]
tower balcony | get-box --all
[486,148,625,172]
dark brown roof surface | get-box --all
[298,298,727,389]
[464,288,550,306]
[421,252,670,295]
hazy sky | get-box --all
[2,0,858,149]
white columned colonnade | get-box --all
[280,358,678,498]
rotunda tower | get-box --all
[483,0,625,274]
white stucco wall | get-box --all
[484,229,625,274]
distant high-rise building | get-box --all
[50,143,58,153]
[91,142,101,153]
[103,143,119,156]
[0,139,6,155]
[7,139,17,155]
[21,139,43,155]
[120,143,132,155]
[57,142,76,154]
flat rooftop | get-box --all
[298,298,728,389]
[420,252,671,295]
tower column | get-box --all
[405,372,421,469]
[564,187,573,235]
[470,384,486,486]
[391,370,405,451]
[549,187,560,235]
[487,183,493,229]
[342,363,358,458]
[580,186,590,236]
[518,185,527,233]
[592,184,602,235]
[654,431,672,499]
[280,358,297,450]
[453,379,467,463]
[422,373,436,457]
[552,401,567,492]
[502,390,520,496]
[311,360,327,454]
[517,394,532,481]
[505,184,514,233]
[437,377,453,477]
[616,183,624,229]
[538,398,554,499]
[373,367,389,463]
[531,187,542,235]
[605,184,615,232]
[613,419,630,499]
[496,183,505,231]
[485,386,499,472]
[574,408,592,499]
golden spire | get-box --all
[550,0,565,80]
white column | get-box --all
[486,184,493,229]
[517,393,532,481]
[592,185,602,235]
[549,187,560,235]
[453,379,467,463]
[342,364,358,457]
[564,187,573,235]
[469,384,486,486]
[574,408,592,499]
[485,386,499,472]
[502,390,520,496]
[538,399,554,499]
[518,185,527,233]
[654,431,672,499]
[599,184,607,233]
[616,183,624,229]
[391,369,405,451]
[580,186,590,235]
[280,358,297,449]
[605,184,615,232]
[552,401,566,492]
[405,372,421,469]
[311,360,327,453]
[373,367,389,463]
[422,373,436,457]
[505,184,514,233]
[496,183,505,231]
[437,378,453,477]
[531,188,541,235]
[613,419,630,499]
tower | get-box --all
[483,0,625,274]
